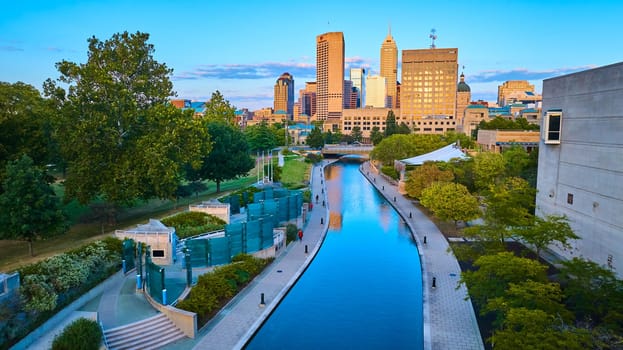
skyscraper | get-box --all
[365,75,387,108]
[349,67,366,107]
[274,72,294,119]
[401,47,458,133]
[380,28,398,108]
[316,32,345,120]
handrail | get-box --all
[100,321,110,350]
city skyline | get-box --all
[1,0,622,110]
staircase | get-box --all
[104,313,186,350]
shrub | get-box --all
[161,212,226,239]
[381,165,399,180]
[176,255,272,326]
[305,152,323,164]
[51,318,102,350]
[285,223,298,244]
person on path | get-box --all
[315,194,319,203]
[298,229,303,241]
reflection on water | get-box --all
[246,161,423,350]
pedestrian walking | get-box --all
[298,229,303,241]
[315,194,319,203]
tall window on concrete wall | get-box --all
[544,109,562,144]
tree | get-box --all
[443,130,476,149]
[484,177,536,228]
[484,281,573,327]
[397,122,411,134]
[404,162,454,199]
[369,126,384,145]
[245,121,278,152]
[460,251,548,307]
[306,126,324,149]
[0,82,56,184]
[502,145,531,178]
[473,151,506,191]
[350,126,363,143]
[197,121,254,193]
[558,258,623,323]
[204,90,236,124]
[514,215,579,257]
[419,182,480,226]
[46,31,208,205]
[491,308,592,350]
[384,110,398,136]
[0,155,67,256]
[371,134,417,165]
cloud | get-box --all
[468,66,595,83]
[174,61,316,81]
[0,45,24,52]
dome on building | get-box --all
[457,73,471,92]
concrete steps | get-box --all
[104,313,186,350]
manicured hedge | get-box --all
[176,254,272,326]
[160,211,226,239]
[51,318,101,350]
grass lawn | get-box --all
[0,176,257,272]
[279,157,311,189]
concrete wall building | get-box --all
[461,104,489,137]
[316,32,345,120]
[536,62,623,277]
[274,72,294,119]
[366,75,388,108]
[349,68,366,107]
[342,107,396,139]
[477,129,539,153]
[401,47,459,134]
[380,28,398,108]
[497,80,538,107]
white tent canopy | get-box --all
[399,142,468,166]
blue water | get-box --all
[246,162,423,349]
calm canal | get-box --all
[246,161,423,349]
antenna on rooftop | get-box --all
[429,28,437,48]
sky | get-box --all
[1,0,622,110]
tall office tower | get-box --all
[401,48,458,133]
[365,75,388,108]
[380,28,398,108]
[349,67,366,107]
[316,32,345,120]
[274,72,295,119]
[456,72,471,128]
[396,82,401,109]
[343,80,354,109]
[299,82,317,118]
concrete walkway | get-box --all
[360,162,484,350]
[161,161,333,350]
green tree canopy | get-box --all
[404,162,454,199]
[502,145,531,178]
[484,176,536,228]
[479,116,539,131]
[305,126,324,149]
[419,182,480,225]
[514,215,579,257]
[460,251,548,307]
[0,155,67,255]
[558,258,623,325]
[45,31,208,205]
[369,126,384,145]
[350,126,363,143]
[245,121,278,152]
[473,151,506,191]
[197,120,254,193]
[204,90,236,124]
[0,82,56,184]
[491,308,591,350]
[384,110,398,136]
[371,134,448,166]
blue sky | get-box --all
[1,0,622,110]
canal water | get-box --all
[246,161,423,349]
